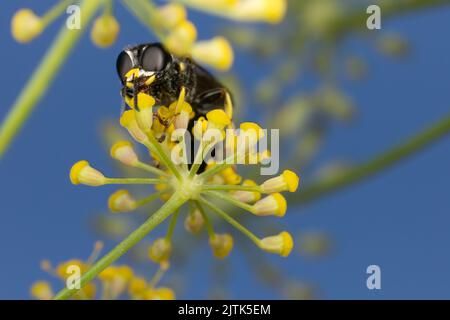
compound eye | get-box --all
[140,44,171,72]
[116,51,133,82]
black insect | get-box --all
[116,43,233,172]
[116,43,232,120]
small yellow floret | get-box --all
[70,160,106,186]
[209,233,233,259]
[282,170,300,192]
[30,281,53,300]
[11,9,43,43]
[165,20,197,55]
[110,141,139,166]
[145,287,175,300]
[240,122,264,139]
[90,15,120,48]
[125,93,156,109]
[157,3,187,29]
[206,110,231,130]
[108,189,137,213]
[259,231,293,257]
[252,193,287,217]
[191,36,234,71]
[148,238,172,263]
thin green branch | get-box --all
[294,114,450,204]
[193,200,215,237]
[104,177,164,184]
[0,0,103,158]
[54,191,188,300]
[199,196,261,246]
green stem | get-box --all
[149,264,167,288]
[202,184,263,193]
[165,209,180,240]
[198,153,241,181]
[105,178,163,184]
[204,190,254,213]
[193,200,215,237]
[0,0,103,159]
[54,191,188,300]
[199,196,261,246]
[135,191,163,207]
[144,135,182,181]
[134,161,169,177]
[42,0,77,27]
[189,140,215,178]
[296,115,450,204]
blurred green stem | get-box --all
[0,0,103,159]
[54,191,188,300]
[296,115,450,203]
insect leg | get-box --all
[133,74,140,111]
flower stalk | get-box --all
[0,0,103,158]
[54,191,188,300]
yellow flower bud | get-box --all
[30,281,53,300]
[79,283,97,300]
[135,106,154,133]
[90,14,120,48]
[261,170,300,193]
[99,265,133,297]
[259,231,294,257]
[108,189,137,213]
[206,109,231,129]
[232,0,287,24]
[117,265,134,280]
[157,3,187,29]
[252,193,287,217]
[220,166,242,185]
[148,238,172,263]
[120,110,149,143]
[56,259,87,279]
[110,141,139,166]
[236,122,264,156]
[231,179,261,203]
[240,122,264,139]
[209,233,233,259]
[184,209,205,234]
[171,101,193,130]
[11,9,43,43]
[144,287,175,300]
[165,20,197,55]
[193,116,208,140]
[128,276,148,297]
[70,160,106,186]
[191,36,234,70]
[124,93,156,110]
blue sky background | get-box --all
[0,1,449,299]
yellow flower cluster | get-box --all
[11,0,287,70]
[154,3,234,70]
[30,243,175,300]
[70,87,299,260]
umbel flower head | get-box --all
[30,242,175,300]
[70,89,299,260]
